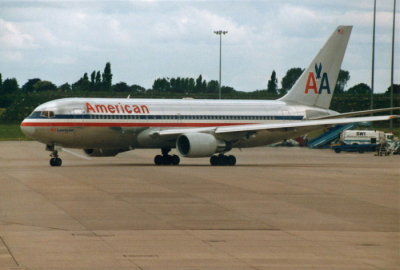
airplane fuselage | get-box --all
[21,97,337,150]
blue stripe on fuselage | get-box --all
[27,114,304,121]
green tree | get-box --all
[346,83,371,95]
[170,78,178,92]
[90,71,96,84]
[221,86,235,94]
[130,84,146,93]
[207,80,219,93]
[2,78,19,94]
[195,75,207,92]
[385,84,400,95]
[187,78,195,93]
[93,71,101,91]
[89,71,96,91]
[22,78,41,92]
[281,67,303,92]
[0,73,2,92]
[112,82,130,92]
[152,78,170,92]
[33,80,57,92]
[72,73,90,91]
[335,69,350,94]
[267,70,278,95]
[102,62,112,91]
[58,83,71,92]
[95,71,101,85]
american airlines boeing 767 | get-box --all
[20,26,399,166]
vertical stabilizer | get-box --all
[279,26,352,109]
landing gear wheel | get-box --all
[48,145,62,167]
[154,150,180,166]
[154,155,163,165]
[50,157,62,167]
[171,155,180,165]
[227,155,236,166]
[210,155,218,166]
[210,154,237,166]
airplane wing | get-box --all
[215,115,398,134]
[312,107,400,119]
[155,115,398,137]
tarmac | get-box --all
[0,141,399,270]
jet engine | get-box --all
[176,133,229,157]
[83,148,128,157]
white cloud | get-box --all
[0,51,23,61]
[0,1,398,92]
[45,56,77,65]
[0,19,35,49]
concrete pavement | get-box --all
[0,141,399,269]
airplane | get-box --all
[20,25,399,167]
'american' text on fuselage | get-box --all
[86,102,150,114]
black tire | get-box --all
[334,148,341,153]
[210,155,218,166]
[163,155,172,165]
[56,158,62,166]
[171,155,180,165]
[154,155,163,165]
[50,158,56,166]
[217,154,227,166]
[50,158,62,167]
[228,155,236,166]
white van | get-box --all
[341,130,386,145]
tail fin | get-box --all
[279,26,352,109]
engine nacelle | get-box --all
[176,133,229,157]
[83,148,128,157]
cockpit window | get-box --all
[41,111,55,118]
[29,111,42,118]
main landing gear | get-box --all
[47,145,62,167]
[210,154,236,166]
[154,148,180,166]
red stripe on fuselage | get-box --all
[20,122,252,128]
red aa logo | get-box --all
[304,63,331,94]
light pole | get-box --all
[214,30,228,99]
[390,0,396,128]
[371,0,376,112]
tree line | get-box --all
[1,62,398,97]
[0,62,399,122]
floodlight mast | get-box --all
[214,30,228,99]
[390,0,396,128]
[371,0,376,112]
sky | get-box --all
[0,0,399,93]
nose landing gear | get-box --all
[47,145,62,167]
[154,148,180,165]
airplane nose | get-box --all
[20,120,35,138]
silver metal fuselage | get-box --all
[20,97,337,150]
